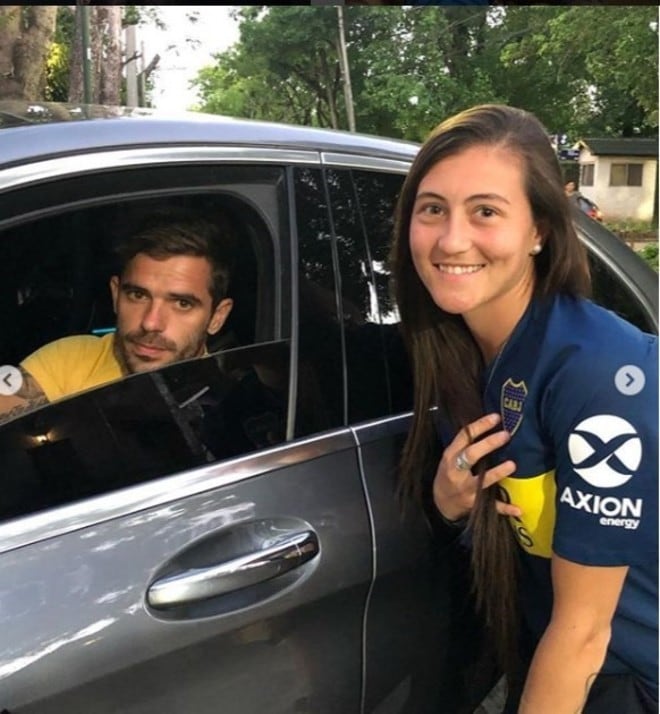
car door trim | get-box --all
[0,429,356,556]
[321,151,411,174]
[0,146,321,192]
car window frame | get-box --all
[0,149,325,552]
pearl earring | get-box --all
[530,244,542,256]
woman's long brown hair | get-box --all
[391,105,591,677]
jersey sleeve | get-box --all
[541,334,658,567]
[20,338,71,402]
[20,335,102,403]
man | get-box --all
[0,210,235,425]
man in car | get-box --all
[0,210,235,425]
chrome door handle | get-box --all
[147,530,319,609]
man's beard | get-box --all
[113,328,204,375]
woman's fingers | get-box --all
[482,459,517,489]
[454,412,502,451]
[495,499,522,518]
[486,461,522,517]
[459,427,511,470]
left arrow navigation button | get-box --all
[0,365,24,396]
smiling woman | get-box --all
[392,104,658,714]
[409,145,541,359]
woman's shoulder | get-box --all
[545,294,657,361]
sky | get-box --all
[138,6,241,112]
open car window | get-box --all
[0,340,291,525]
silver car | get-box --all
[0,103,656,714]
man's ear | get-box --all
[208,298,233,336]
[109,276,120,314]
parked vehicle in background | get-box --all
[0,102,656,714]
[576,193,604,221]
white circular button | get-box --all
[614,365,645,396]
[0,365,24,396]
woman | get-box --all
[391,104,657,713]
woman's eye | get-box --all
[418,203,443,216]
[477,206,497,218]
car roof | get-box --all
[0,101,420,168]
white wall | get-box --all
[579,148,657,222]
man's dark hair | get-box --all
[114,209,236,307]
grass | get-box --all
[603,218,657,235]
[636,242,659,272]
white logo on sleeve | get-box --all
[568,414,642,488]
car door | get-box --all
[0,146,372,714]
[292,160,495,714]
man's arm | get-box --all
[518,554,628,713]
[0,366,49,425]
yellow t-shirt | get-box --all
[20,333,124,403]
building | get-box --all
[577,137,658,222]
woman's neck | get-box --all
[465,288,534,364]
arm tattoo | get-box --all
[0,367,49,426]
[574,672,598,714]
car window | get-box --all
[325,167,412,422]
[292,166,345,435]
[0,166,292,522]
[351,168,412,414]
[0,166,284,365]
[0,341,290,524]
[293,165,412,432]
[588,251,655,333]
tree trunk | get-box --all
[0,6,57,100]
[68,8,83,102]
[69,6,122,105]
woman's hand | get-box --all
[433,412,521,521]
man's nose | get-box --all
[140,300,166,332]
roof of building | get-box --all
[579,137,658,158]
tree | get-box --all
[193,6,345,128]
[0,6,58,100]
[495,6,658,138]
[192,5,658,143]
[68,5,123,105]
[45,7,74,103]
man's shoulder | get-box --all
[20,332,120,403]
[23,333,114,363]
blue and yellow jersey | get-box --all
[481,294,658,696]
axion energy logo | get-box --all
[568,414,642,488]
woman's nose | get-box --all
[435,212,472,254]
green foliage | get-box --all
[193,6,658,143]
[604,219,657,235]
[44,6,74,102]
[637,243,658,272]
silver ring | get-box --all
[455,449,471,471]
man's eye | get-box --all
[126,289,146,300]
[177,300,193,310]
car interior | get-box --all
[0,192,275,367]
[0,192,293,522]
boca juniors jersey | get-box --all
[481,294,658,696]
